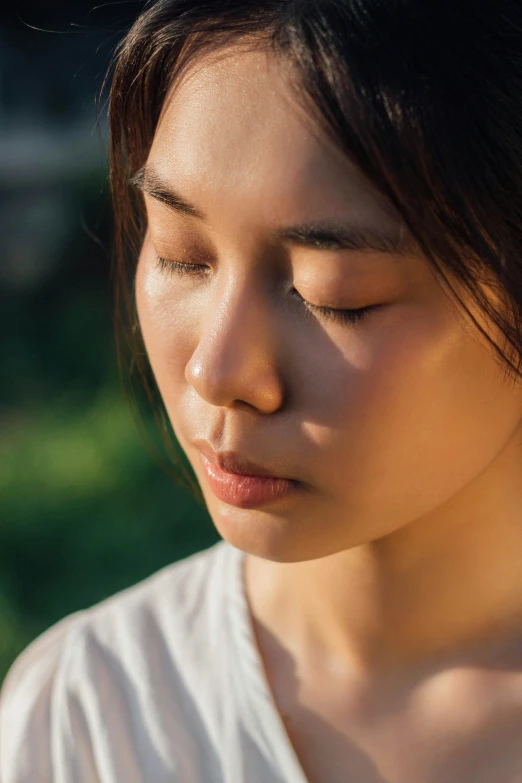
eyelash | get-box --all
[155,256,378,326]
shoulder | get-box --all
[0,610,85,782]
[0,539,233,783]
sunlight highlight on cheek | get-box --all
[136,252,199,348]
[142,260,164,301]
[136,253,171,333]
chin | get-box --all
[207,500,351,563]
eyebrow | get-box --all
[130,164,410,255]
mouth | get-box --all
[193,440,290,480]
[195,448,302,509]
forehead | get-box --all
[149,44,400,228]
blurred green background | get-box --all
[1,2,219,685]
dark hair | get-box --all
[104,0,522,496]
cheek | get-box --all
[135,250,194,398]
[314,300,522,528]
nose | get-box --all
[185,272,285,413]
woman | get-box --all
[2,1,522,781]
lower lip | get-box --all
[199,453,301,509]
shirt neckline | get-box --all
[225,541,310,783]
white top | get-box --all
[0,540,310,783]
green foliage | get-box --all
[0,376,219,684]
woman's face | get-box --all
[135,44,522,562]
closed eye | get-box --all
[156,256,208,277]
[289,288,381,325]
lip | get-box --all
[194,440,288,479]
[198,453,301,508]
[192,440,302,509]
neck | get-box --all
[245,434,522,679]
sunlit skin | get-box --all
[135,43,522,782]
